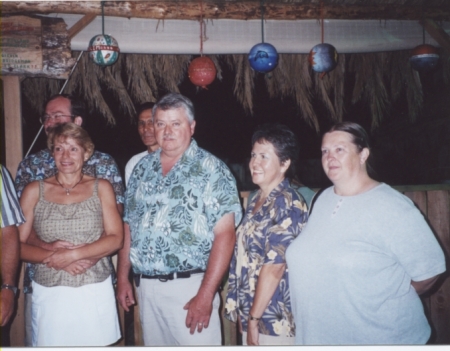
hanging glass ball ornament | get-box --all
[309,43,338,73]
[248,43,279,73]
[188,56,217,89]
[409,44,439,72]
[88,34,120,66]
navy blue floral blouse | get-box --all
[224,178,308,337]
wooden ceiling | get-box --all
[3,0,450,21]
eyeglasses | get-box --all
[40,114,74,124]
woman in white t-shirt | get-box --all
[286,121,446,345]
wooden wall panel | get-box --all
[404,191,432,314]
[404,191,428,216]
[427,190,450,344]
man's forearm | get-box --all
[1,226,20,285]
[27,227,53,250]
[197,217,236,300]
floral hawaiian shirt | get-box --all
[224,178,308,337]
[124,139,243,275]
[15,148,125,293]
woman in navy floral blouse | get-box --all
[224,124,309,345]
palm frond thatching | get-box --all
[224,54,255,114]
[125,54,157,105]
[21,49,445,130]
[22,78,61,115]
[265,54,319,131]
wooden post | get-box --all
[2,76,23,177]
[2,75,25,344]
[2,75,24,346]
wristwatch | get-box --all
[1,284,18,296]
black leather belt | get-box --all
[134,268,205,286]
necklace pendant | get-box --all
[66,190,70,195]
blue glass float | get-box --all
[248,43,279,73]
[409,44,439,72]
[88,34,120,66]
[309,43,338,73]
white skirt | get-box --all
[31,275,121,346]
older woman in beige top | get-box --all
[19,123,123,346]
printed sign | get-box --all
[1,16,43,73]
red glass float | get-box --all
[409,44,439,72]
[188,56,217,89]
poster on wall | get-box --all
[1,16,43,73]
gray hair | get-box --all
[152,93,195,124]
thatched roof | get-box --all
[6,0,450,131]
[21,49,450,131]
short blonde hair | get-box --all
[47,123,95,159]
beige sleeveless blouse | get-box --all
[32,179,112,287]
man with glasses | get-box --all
[15,94,124,346]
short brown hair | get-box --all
[47,123,94,159]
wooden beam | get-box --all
[2,1,450,21]
[2,76,23,178]
[68,13,97,40]
[421,19,450,53]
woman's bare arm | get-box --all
[247,263,286,345]
[19,182,54,263]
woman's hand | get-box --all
[247,319,260,345]
[43,248,78,270]
[63,259,97,275]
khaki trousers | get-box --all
[136,273,221,346]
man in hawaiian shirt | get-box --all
[15,94,125,346]
[117,93,242,346]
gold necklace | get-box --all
[55,173,84,196]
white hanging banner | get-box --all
[53,14,450,54]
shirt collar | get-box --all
[267,178,290,199]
